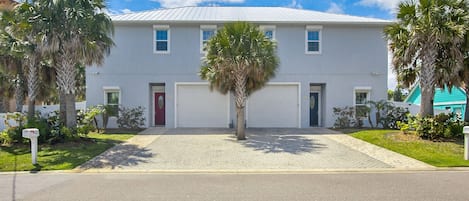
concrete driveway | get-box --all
[78,128,433,172]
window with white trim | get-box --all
[200,25,216,53]
[104,88,120,117]
[354,88,371,118]
[154,25,170,53]
[260,25,276,40]
[305,25,322,54]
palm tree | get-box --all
[0,11,27,113]
[200,22,279,140]
[31,0,114,128]
[385,0,468,117]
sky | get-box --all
[106,0,401,89]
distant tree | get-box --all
[200,22,279,140]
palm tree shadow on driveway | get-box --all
[229,133,328,154]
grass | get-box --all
[0,132,135,172]
[346,129,469,167]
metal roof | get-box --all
[111,7,391,25]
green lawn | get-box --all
[347,129,469,167]
[0,132,135,172]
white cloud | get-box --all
[326,2,344,14]
[357,0,401,13]
[287,0,303,9]
[152,0,244,8]
[121,9,134,14]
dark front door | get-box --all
[154,93,165,125]
[310,92,319,127]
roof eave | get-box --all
[111,20,393,26]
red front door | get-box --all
[154,93,165,125]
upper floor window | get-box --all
[200,25,217,53]
[305,25,322,54]
[260,25,276,40]
[154,25,170,53]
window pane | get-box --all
[355,92,368,104]
[308,42,319,52]
[107,92,119,104]
[264,30,273,39]
[308,31,319,40]
[203,30,215,41]
[156,30,168,40]
[156,41,168,51]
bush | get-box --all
[77,106,103,135]
[117,106,145,129]
[333,106,357,128]
[379,104,409,129]
[398,113,464,140]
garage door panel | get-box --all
[176,85,229,127]
[247,84,299,128]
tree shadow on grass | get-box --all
[78,144,153,170]
[229,133,328,154]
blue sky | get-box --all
[106,0,400,89]
[106,0,400,20]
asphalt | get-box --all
[77,128,433,172]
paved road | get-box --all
[1,171,469,201]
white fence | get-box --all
[0,101,86,131]
[390,101,448,115]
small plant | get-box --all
[117,106,145,129]
[77,106,104,135]
[333,106,356,128]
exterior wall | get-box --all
[86,23,388,128]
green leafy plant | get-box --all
[398,113,464,140]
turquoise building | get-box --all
[405,85,466,118]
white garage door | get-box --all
[176,84,229,127]
[247,84,299,128]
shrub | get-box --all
[333,106,357,128]
[117,106,145,129]
[379,104,409,129]
[77,106,104,135]
[398,113,464,140]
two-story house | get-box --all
[86,6,390,128]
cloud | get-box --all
[121,9,134,14]
[326,2,344,14]
[287,0,303,9]
[357,0,401,13]
[152,0,244,8]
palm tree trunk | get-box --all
[14,61,25,112]
[234,68,247,140]
[15,76,24,112]
[57,55,77,129]
[27,99,35,118]
[236,106,246,140]
[27,55,39,119]
[65,93,76,128]
[59,90,67,125]
[419,44,436,117]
